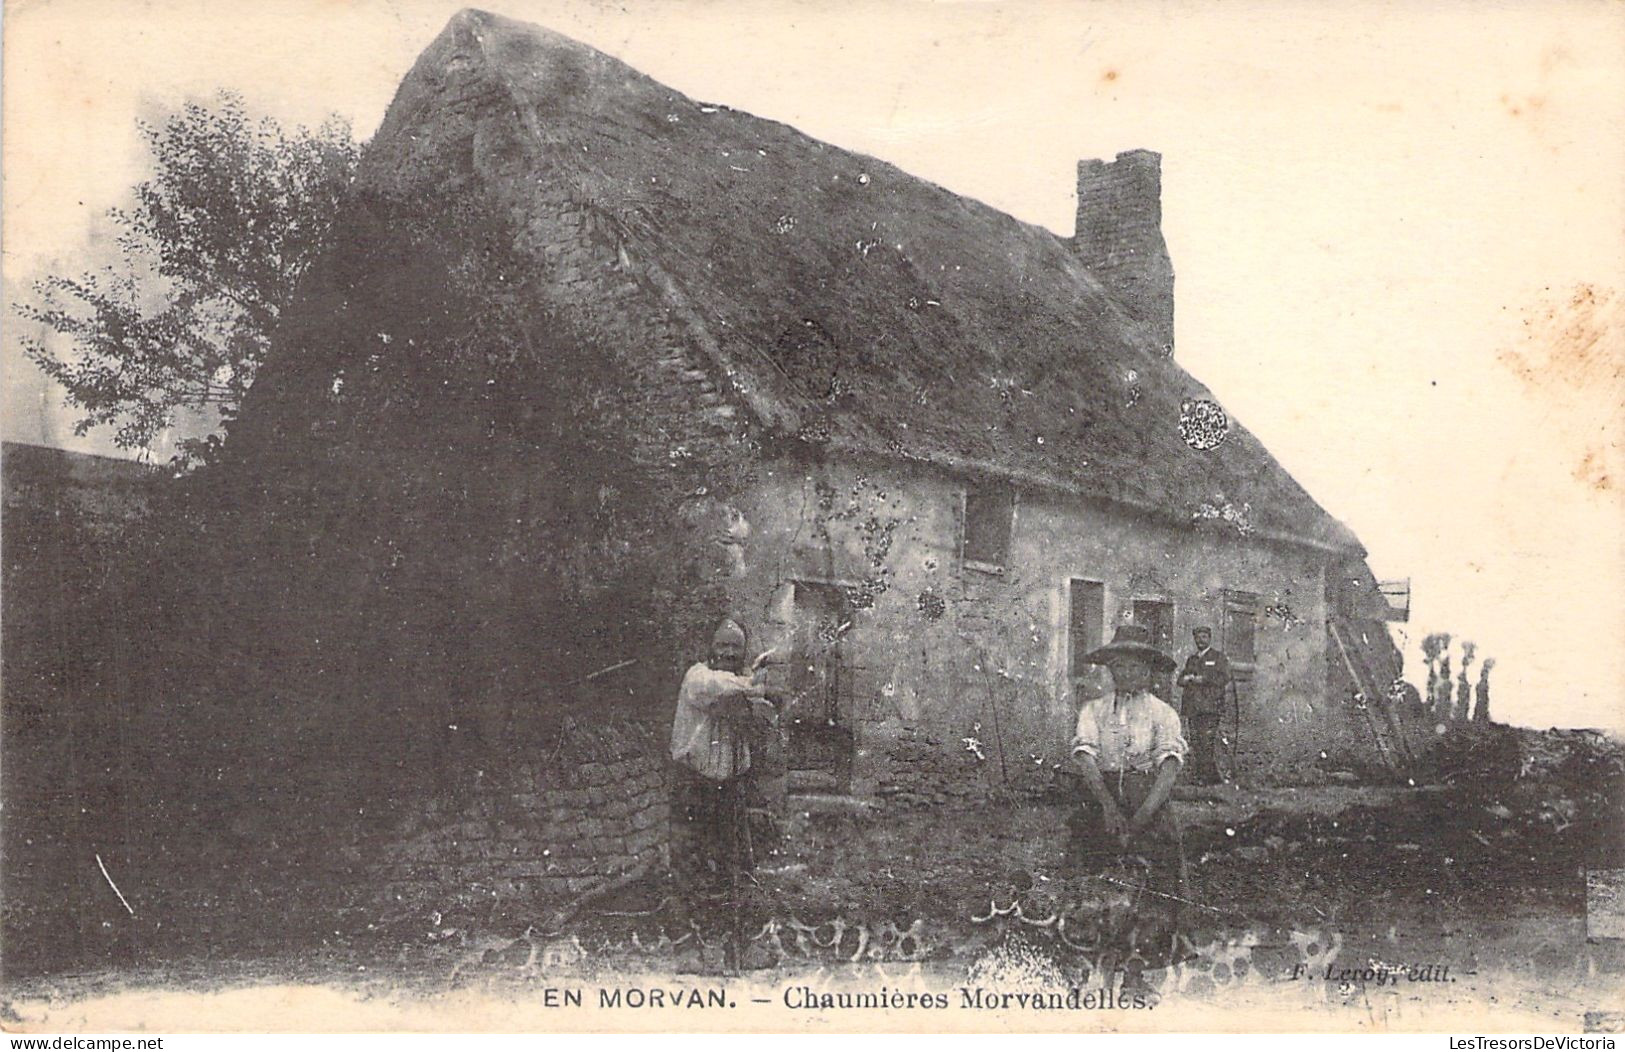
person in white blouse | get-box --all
[1071,624,1188,846]
[1068,622,1192,992]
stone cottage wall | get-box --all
[727,453,1361,790]
[1012,488,1350,773]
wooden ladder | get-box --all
[1328,618,1409,776]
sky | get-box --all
[4,0,1622,732]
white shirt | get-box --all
[670,662,758,780]
[1071,691,1188,773]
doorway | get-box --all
[784,581,856,792]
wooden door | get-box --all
[784,581,855,790]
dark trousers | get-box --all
[672,766,753,892]
[1065,769,1190,970]
[1186,712,1222,783]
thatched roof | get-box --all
[263,9,1362,554]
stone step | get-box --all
[787,768,848,794]
[786,792,879,816]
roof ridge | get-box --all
[254,8,1366,555]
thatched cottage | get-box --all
[227,9,1409,799]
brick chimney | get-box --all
[1072,149,1175,357]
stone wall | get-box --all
[876,726,1001,808]
[372,718,670,916]
[2,442,157,533]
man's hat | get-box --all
[1084,624,1177,673]
[712,617,748,648]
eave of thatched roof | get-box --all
[339,9,1366,555]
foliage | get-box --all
[7,178,771,920]
[16,92,359,459]
[173,187,756,769]
[1473,659,1496,723]
[1456,641,1476,721]
[1419,632,1496,723]
[1421,632,1450,715]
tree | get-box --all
[1457,640,1476,721]
[1438,650,1453,721]
[16,92,359,461]
[1473,658,1496,722]
[1421,632,1450,716]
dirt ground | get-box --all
[4,781,1622,1032]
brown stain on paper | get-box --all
[1500,93,1547,119]
[1498,283,1625,494]
[1498,284,1622,391]
[1572,448,1612,492]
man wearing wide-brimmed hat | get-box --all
[1067,622,1191,990]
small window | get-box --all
[1223,589,1260,665]
[962,485,1014,568]
[1069,579,1105,682]
[1133,599,1177,698]
[1131,599,1175,653]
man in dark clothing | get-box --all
[1177,627,1232,784]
